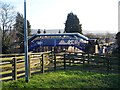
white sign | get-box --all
[59,40,67,45]
[37,41,43,45]
[59,40,80,45]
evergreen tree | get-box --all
[14,12,31,42]
[116,32,120,51]
[58,30,61,33]
[43,29,46,34]
[27,20,31,35]
[14,12,24,42]
[64,12,82,34]
[37,29,41,34]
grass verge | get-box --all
[2,69,120,89]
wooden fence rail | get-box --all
[0,52,50,81]
[0,52,119,81]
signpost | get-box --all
[24,0,29,82]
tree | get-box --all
[115,32,120,50]
[14,12,31,42]
[58,30,61,33]
[13,12,31,53]
[37,29,41,34]
[85,33,95,39]
[43,29,46,34]
[0,2,16,53]
[27,20,31,35]
[64,12,82,34]
[14,12,24,42]
[0,2,16,32]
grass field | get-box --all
[2,69,120,89]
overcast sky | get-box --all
[1,0,119,33]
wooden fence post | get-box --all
[28,55,31,77]
[12,58,17,80]
[88,53,90,64]
[82,53,85,66]
[106,56,110,73]
[69,53,71,66]
[95,54,99,65]
[54,53,56,71]
[64,53,66,69]
[41,54,44,73]
[119,55,120,74]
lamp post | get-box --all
[24,0,29,82]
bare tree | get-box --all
[0,2,16,32]
[0,2,16,53]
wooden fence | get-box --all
[0,51,119,81]
[0,52,50,81]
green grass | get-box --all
[2,69,120,89]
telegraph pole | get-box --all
[24,0,29,82]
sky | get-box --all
[0,0,119,33]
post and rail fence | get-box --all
[0,51,119,81]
